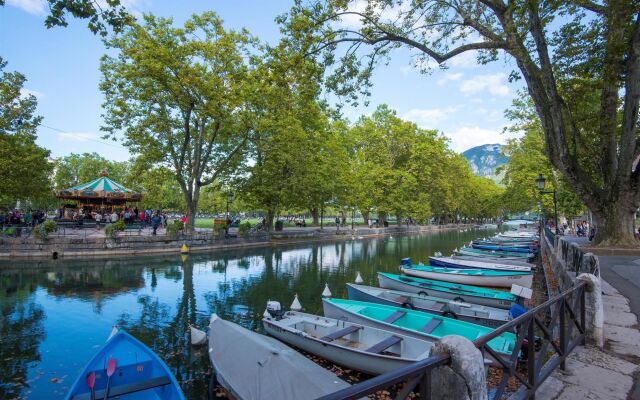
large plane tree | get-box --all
[101,13,258,233]
[282,0,640,247]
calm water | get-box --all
[0,228,497,399]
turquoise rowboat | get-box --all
[400,264,533,289]
[66,329,185,400]
[456,246,534,259]
[322,298,517,362]
[378,272,516,309]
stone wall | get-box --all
[541,230,600,291]
[0,223,472,260]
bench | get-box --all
[123,223,144,234]
[71,375,171,400]
[383,310,406,324]
[321,325,361,342]
[365,335,403,354]
[421,318,443,334]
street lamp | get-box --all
[536,174,559,235]
[226,191,234,221]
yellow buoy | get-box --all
[180,254,188,263]
[180,244,189,254]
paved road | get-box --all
[597,255,640,321]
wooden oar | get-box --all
[103,358,117,400]
[86,371,96,400]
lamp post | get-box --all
[226,191,234,221]
[536,174,559,235]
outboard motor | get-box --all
[400,258,412,267]
[266,301,284,320]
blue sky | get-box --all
[1,0,525,161]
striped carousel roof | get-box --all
[67,176,133,193]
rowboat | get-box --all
[451,254,534,267]
[497,232,539,240]
[378,272,516,309]
[346,283,511,328]
[263,307,434,375]
[456,246,534,259]
[66,329,185,400]
[471,243,534,253]
[473,240,536,249]
[401,264,533,288]
[322,298,516,363]
[428,256,532,272]
[207,314,350,400]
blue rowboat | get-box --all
[472,240,536,249]
[472,243,533,253]
[378,272,517,309]
[66,329,185,400]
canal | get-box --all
[0,227,497,399]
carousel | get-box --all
[55,171,142,219]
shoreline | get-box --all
[0,223,480,260]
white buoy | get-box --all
[454,247,459,253]
[322,283,332,298]
[290,294,302,311]
[355,271,364,284]
[190,325,207,346]
[418,261,424,266]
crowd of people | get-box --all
[0,209,47,227]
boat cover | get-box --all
[208,314,351,400]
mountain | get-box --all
[462,144,508,182]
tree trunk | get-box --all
[591,197,638,247]
[395,211,402,226]
[311,207,319,225]
[362,210,370,224]
[266,209,275,232]
[184,200,197,234]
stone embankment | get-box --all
[0,223,473,260]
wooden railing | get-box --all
[319,281,587,400]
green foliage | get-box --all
[53,152,130,189]
[238,221,251,235]
[105,220,125,239]
[0,58,53,209]
[101,12,260,233]
[34,220,57,241]
[166,220,184,237]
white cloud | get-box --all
[403,106,460,126]
[437,72,463,86]
[20,88,45,100]
[459,73,509,97]
[57,132,100,142]
[6,0,45,15]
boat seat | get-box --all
[365,335,403,354]
[71,375,172,400]
[321,325,361,342]
[383,310,406,324]
[421,318,443,334]
[395,296,409,304]
[430,302,446,312]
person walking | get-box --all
[335,216,340,231]
[152,213,161,236]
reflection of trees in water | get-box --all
[115,259,210,399]
[0,277,46,399]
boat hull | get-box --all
[65,330,185,400]
[401,266,533,289]
[263,312,431,375]
[428,256,532,272]
[346,283,510,328]
[378,273,515,309]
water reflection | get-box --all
[0,228,494,399]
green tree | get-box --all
[101,13,258,233]
[0,0,133,36]
[0,58,53,209]
[283,0,640,246]
[53,152,130,189]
